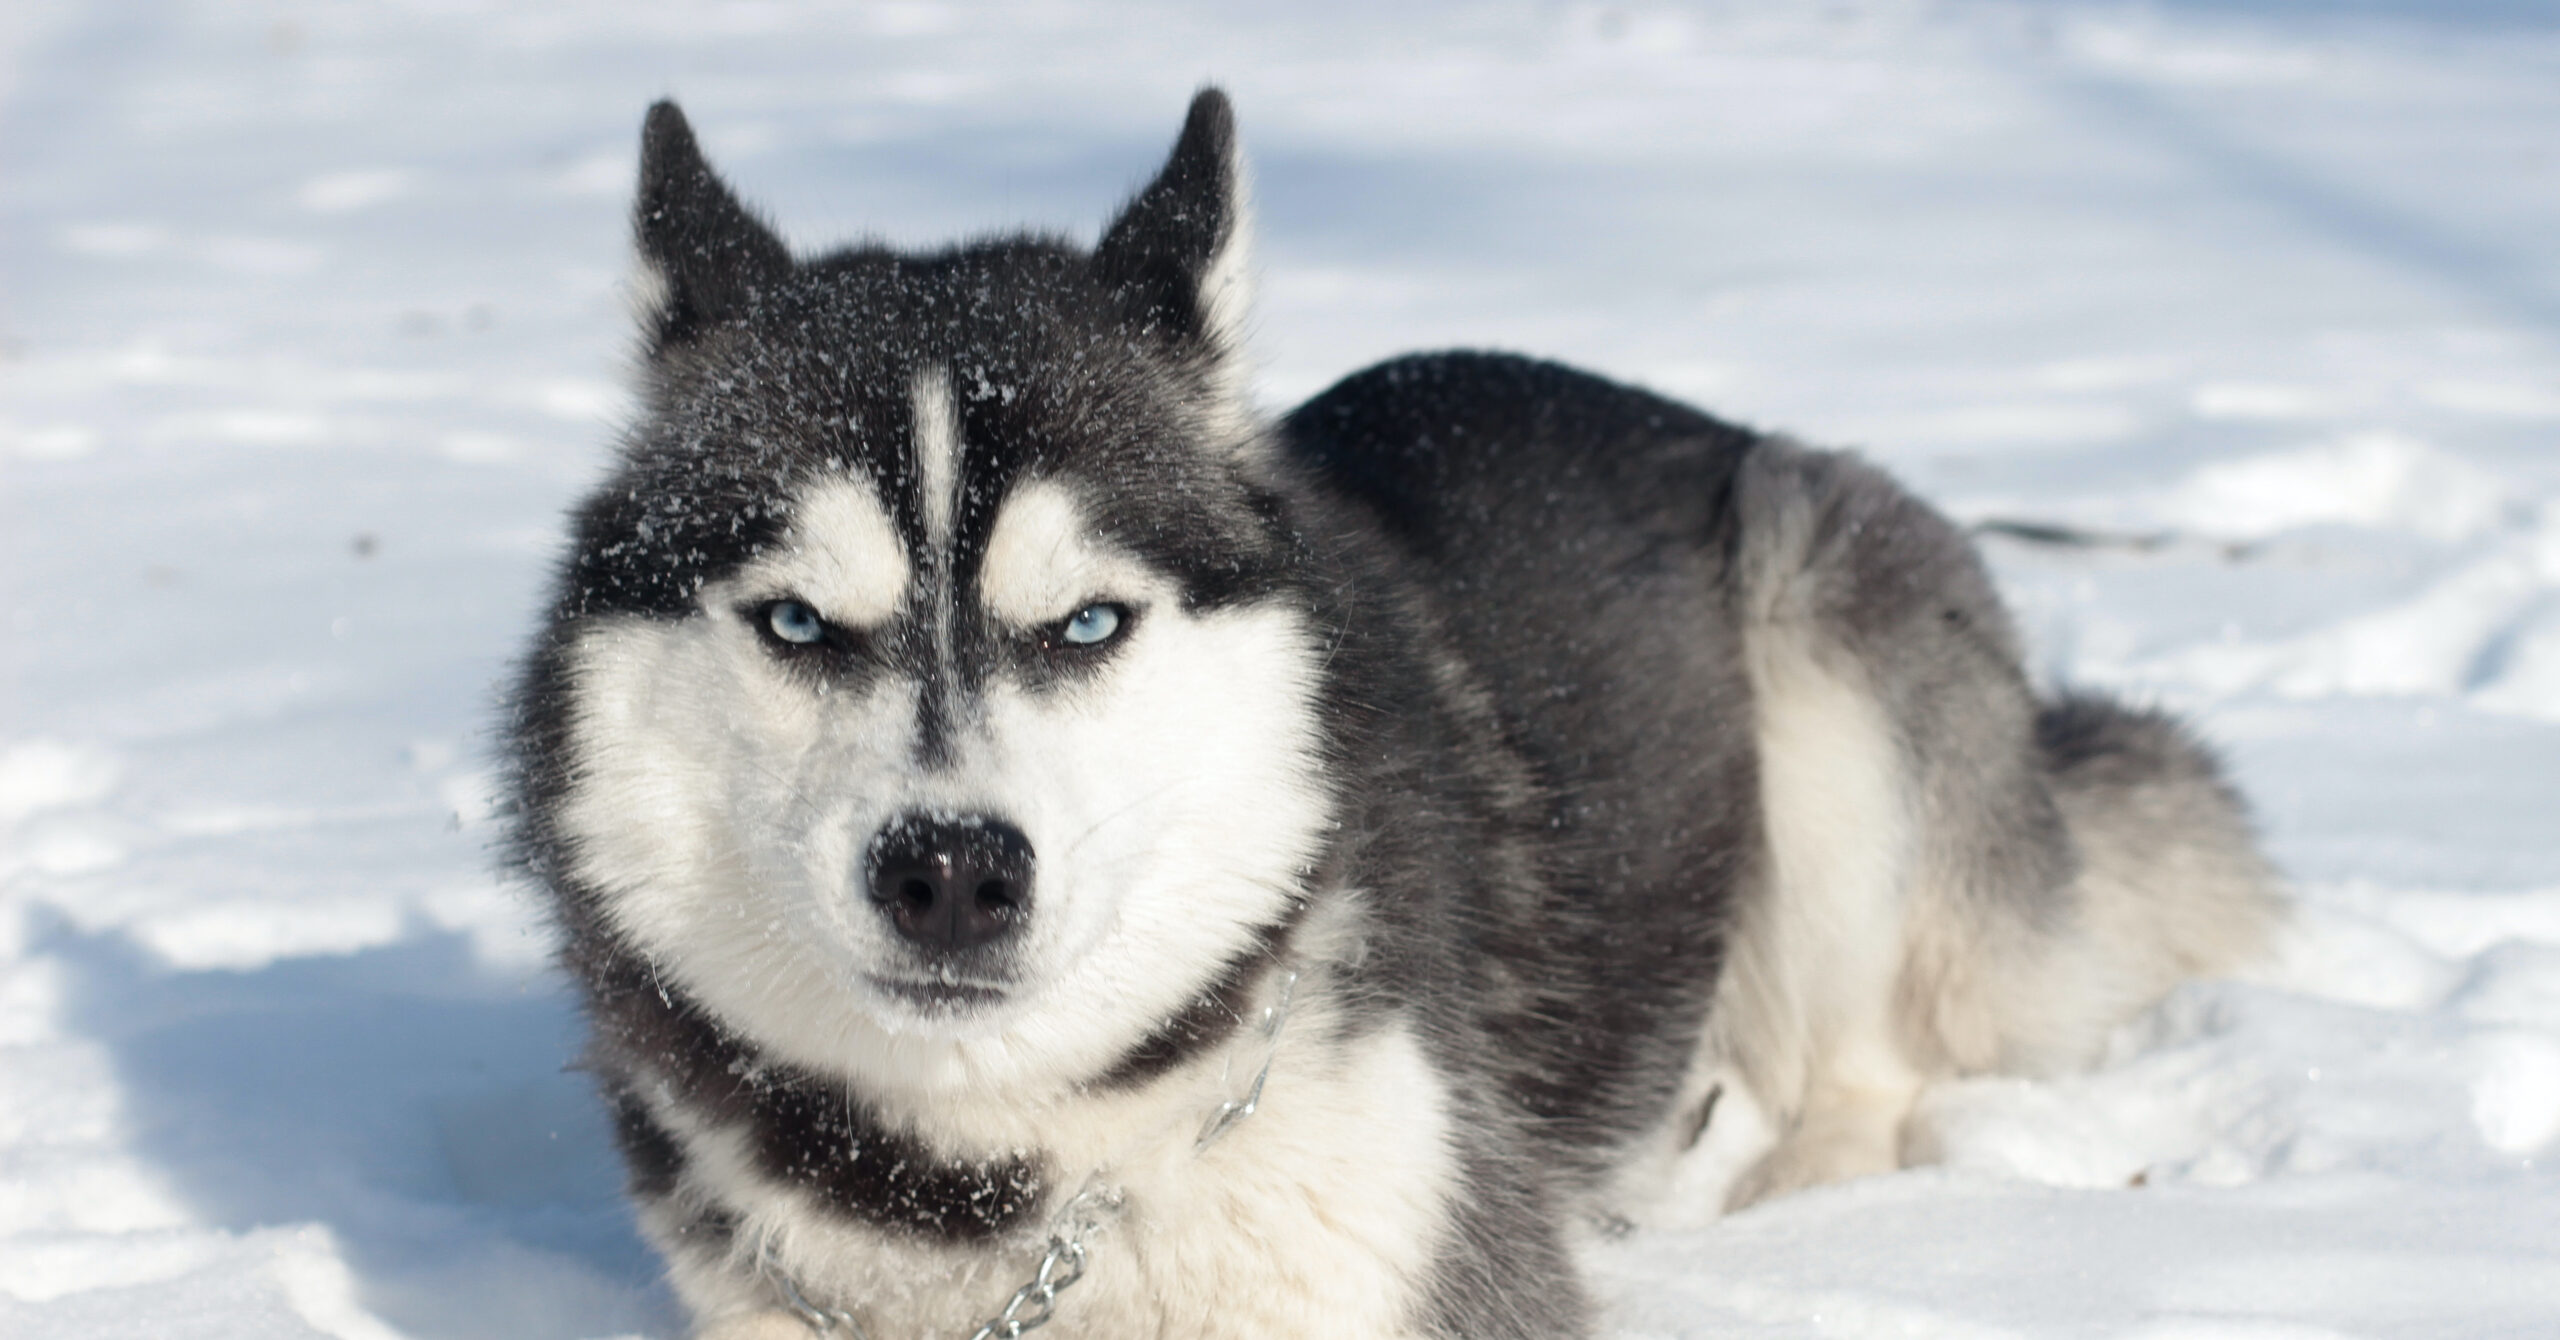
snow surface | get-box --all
[5,1,2558,1335]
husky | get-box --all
[504,89,2282,1339]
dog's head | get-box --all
[528,92,1330,1093]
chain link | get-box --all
[768,966,1297,1339]
[964,1181,1117,1340]
[1196,968,1294,1151]
[762,1249,872,1340]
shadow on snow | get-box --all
[47,916,681,1339]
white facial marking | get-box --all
[760,475,908,627]
[912,365,961,555]
[962,596,1328,1074]
[977,479,1151,626]
[556,457,1330,1107]
[558,587,1331,1094]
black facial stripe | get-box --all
[1093,902,1307,1091]
[580,945,1046,1243]
[1092,957,1264,1091]
[743,1066,1041,1239]
[606,1083,687,1199]
[610,1085,746,1257]
[672,1202,739,1251]
[740,599,893,698]
[911,663,959,770]
[898,358,986,768]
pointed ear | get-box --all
[1093,89,1253,369]
[633,100,791,350]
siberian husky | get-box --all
[505,89,2281,1339]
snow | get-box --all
[4,1,2557,1335]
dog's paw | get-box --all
[1722,1091,1908,1211]
[695,1311,817,1340]
[1724,1132,1894,1211]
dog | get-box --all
[503,88,2282,1339]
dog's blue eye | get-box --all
[767,600,825,645]
[1061,604,1122,647]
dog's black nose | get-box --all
[865,814,1034,953]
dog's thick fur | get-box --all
[505,90,2282,1339]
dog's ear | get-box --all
[632,100,791,350]
[1094,89,1253,379]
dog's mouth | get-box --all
[866,975,1010,1010]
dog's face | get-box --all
[538,95,1331,1092]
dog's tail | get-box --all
[2033,692,2286,1037]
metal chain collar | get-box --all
[762,967,1299,1339]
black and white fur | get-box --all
[505,90,2282,1339]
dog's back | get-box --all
[1286,350,2281,1210]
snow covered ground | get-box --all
[5,1,2558,1335]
